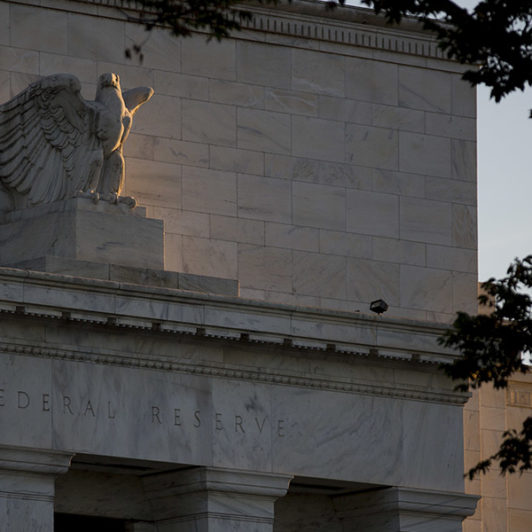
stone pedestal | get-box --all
[0,198,240,295]
[143,467,292,531]
[334,487,479,532]
[0,198,164,270]
[0,445,72,532]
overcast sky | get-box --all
[476,84,532,281]
[455,1,532,282]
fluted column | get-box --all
[0,445,73,532]
[143,467,292,531]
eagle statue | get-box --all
[0,73,153,212]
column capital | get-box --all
[334,487,479,531]
[0,444,73,476]
[0,445,73,532]
[144,466,292,500]
[143,467,293,529]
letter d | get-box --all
[17,391,30,409]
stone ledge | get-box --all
[9,256,239,297]
[0,196,147,224]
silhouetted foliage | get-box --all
[364,1,532,101]
[440,257,532,478]
[119,0,345,59]
[121,0,252,42]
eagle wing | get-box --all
[122,86,154,116]
[0,74,103,206]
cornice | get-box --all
[10,0,460,65]
[0,267,469,405]
[0,266,452,361]
[241,2,447,61]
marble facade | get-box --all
[0,0,478,530]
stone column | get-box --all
[333,487,479,532]
[143,467,292,531]
[0,445,73,532]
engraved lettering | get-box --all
[17,391,30,409]
[508,389,532,407]
[42,394,50,412]
[516,391,531,406]
[235,415,245,433]
[2,386,286,438]
[83,400,96,417]
[63,395,74,415]
[152,406,161,424]
[255,416,267,433]
[193,410,201,428]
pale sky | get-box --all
[476,85,532,281]
[456,1,532,282]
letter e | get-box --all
[42,394,50,412]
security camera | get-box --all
[370,299,388,315]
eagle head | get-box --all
[98,73,121,90]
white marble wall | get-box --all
[0,0,477,322]
[0,325,465,492]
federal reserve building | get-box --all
[0,0,479,530]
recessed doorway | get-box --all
[54,513,126,532]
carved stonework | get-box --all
[0,73,153,212]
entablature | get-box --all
[19,0,467,70]
[0,267,469,409]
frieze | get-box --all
[0,340,466,405]
[0,387,288,437]
[242,6,444,60]
[0,268,468,404]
